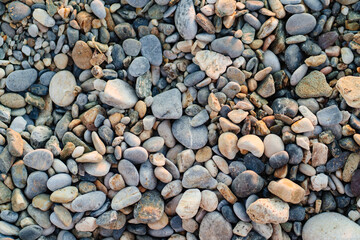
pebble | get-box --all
[176,189,201,219]
[211,36,244,58]
[134,190,164,223]
[175,0,197,40]
[302,212,360,240]
[295,71,332,98]
[172,116,208,150]
[111,186,142,210]
[140,35,163,66]
[100,79,138,109]
[32,9,55,27]
[199,212,233,240]
[231,170,264,198]
[285,13,316,35]
[8,1,31,21]
[218,132,238,160]
[316,105,342,126]
[247,198,289,224]
[23,149,53,171]
[268,179,305,203]
[151,88,182,119]
[90,0,106,19]
[71,191,106,212]
[237,135,264,157]
[6,68,37,92]
[336,76,360,108]
[49,71,77,107]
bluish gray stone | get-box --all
[128,57,150,77]
[172,116,208,149]
[123,147,148,164]
[24,171,48,199]
[184,71,205,87]
[140,34,163,66]
[316,105,342,126]
[286,13,316,35]
[175,0,197,40]
[46,173,72,191]
[210,36,244,58]
[151,88,182,119]
[6,69,37,92]
[71,191,106,212]
[8,1,31,21]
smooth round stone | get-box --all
[49,71,77,107]
[285,44,303,72]
[90,0,106,18]
[140,35,163,66]
[218,132,239,160]
[337,76,360,108]
[263,50,281,73]
[19,225,43,240]
[6,68,37,92]
[289,205,306,221]
[231,170,264,198]
[269,151,289,169]
[128,57,150,77]
[272,98,299,118]
[199,212,232,240]
[172,116,208,150]
[118,160,140,186]
[122,39,141,56]
[32,8,55,27]
[285,4,305,13]
[243,154,265,174]
[47,174,72,191]
[304,0,322,11]
[100,79,138,109]
[176,189,201,219]
[302,212,360,240]
[0,210,18,223]
[210,36,244,58]
[286,144,303,164]
[341,47,354,65]
[111,186,142,210]
[23,149,54,171]
[71,191,106,212]
[247,198,289,224]
[84,160,111,177]
[50,212,74,230]
[143,137,165,152]
[175,0,197,40]
[151,88,182,119]
[28,24,38,37]
[182,165,217,189]
[8,1,31,21]
[286,13,316,35]
[24,171,48,199]
[184,71,205,87]
[264,134,284,158]
[72,41,92,69]
[134,191,164,223]
[140,161,157,190]
[127,0,149,7]
[123,147,148,164]
[316,105,342,127]
[351,169,360,196]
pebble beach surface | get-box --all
[1,0,360,239]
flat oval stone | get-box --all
[123,147,148,164]
[140,35,163,66]
[302,212,360,240]
[47,174,72,191]
[6,68,37,92]
[286,13,316,35]
[210,36,244,58]
[231,170,265,198]
[263,50,281,73]
[84,160,111,177]
[118,160,140,186]
[72,41,92,69]
[175,0,197,40]
[71,191,106,212]
[49,71,77,107]
[111,186,142,210]
[272,98,299,118]
[32,8,55,27]
[23,149,54,171]
[172,116,208,150]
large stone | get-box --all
[172,116,208,149]
[6,68,37,92]
[336,76,360,108]
[175,0,197,39]
[302,212,360,240]
[71,191,106,212]
[100,79,138,109]
[210,36,244,58]
[23,149,54,171]
[72,40,92,69]
[176,189,201,219]
[134,191,164,223]
[194,50,232,79]
[151,89,182,119]
[231,170,264,198]
[237,135,264,157]
[182,165,217,189]
[199,212,233,240]
[111,186,142,210]
[49,71,77,107]
[295,71,332,98]
[8,1,31,21]
[218,132,239,160]
[247,198,289,224]
[268,179,305,204]
[140,35,163,66]
[285,13,316,35]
